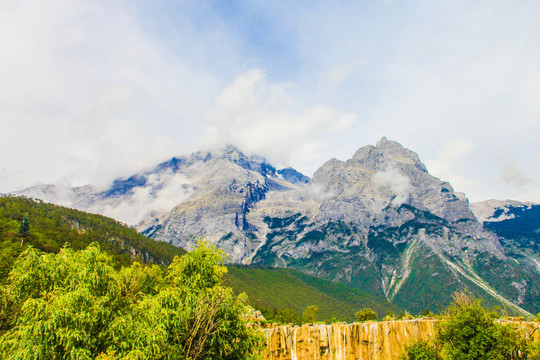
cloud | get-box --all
[317,58,368,99]
[425,139,475,179]
[203,69,356,174]
[423,139,477,196]
[500,161,533,188]
[96,171,193,225]
[0,0,235,193]
[373,163,411,207]
[1,0,539,206]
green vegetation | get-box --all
[0,195,401,327]
[0,195,185,278]
[302,305,319,323]
[400,340,443,360]
[0,241,263,359]
[355,308,378,322]
[226,265,401,323]
[400,292,539,360]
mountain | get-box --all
[0,195,400,323]
[15,139,540,316]
[471,199,540,264]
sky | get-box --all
[1,0,539,203]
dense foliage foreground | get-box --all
[0,242,263,359]
[401,292,540,360]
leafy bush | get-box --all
[400,292,539,360]
[438,292,533,360]
[355,307,378,322]
[384,310,397,321]
[302,305,319,323]
[400,340,442,360]
[0,241,263,360]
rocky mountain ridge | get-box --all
[14,138,540,315]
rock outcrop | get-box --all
[262,320,540,360]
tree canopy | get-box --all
[0,241,263,360]
[400,292,539,360]
[355,307,378,322]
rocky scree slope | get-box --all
[15,139,540,315]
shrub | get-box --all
[383,310,397,321]
[438,292,531,360]
[0,241,263,360]
[355,307,378,322]
[401,292,537,360]
[302,305,319,323]
[400,340,442,360]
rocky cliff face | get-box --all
[15,139,540,315]
[262,320,540,360]
[310,137,476,224]
[246,139,536,314]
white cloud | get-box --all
[425,139,475,180]
[0,0,232,193]
[424,139,476,196]
[317,58,368,99]
[373,163,411,207]
[203,69,356,174]
[499,159,533,188]
[97,171,193,225]
[1,0,539,206]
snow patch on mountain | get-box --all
[471,199,536,223]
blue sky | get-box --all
[1,0,539,202]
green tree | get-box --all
[18,217,29,246]
[438,292,533,360]
[355,307,378,322]
[384,310,397,321]
[0,244,122,358]
[0,242,263,360]
[400,292,538,360]
[275,308,300,324]
[400,340,443,360]
[302,305,319,323]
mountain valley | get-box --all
[15,138,540,315]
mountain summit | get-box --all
[15,139,540,315]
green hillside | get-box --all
[0,195,185,280]
[0,195,402,323]
[226,265,402,323]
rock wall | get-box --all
[262,319,540,360]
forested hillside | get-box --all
[0,195,398,323]
[0,195,185,281]
[226,266,401,323]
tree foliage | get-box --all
[400,292,539,360]
[18,217,29,246]
[301,305,319,323]
[0,195,185,278]
[400,340,443,360]
[0,241,263,360]
[355,307,378,322]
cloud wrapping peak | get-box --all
[373,163,411,207]
[204,69,356,174]
[0,0,228,192]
